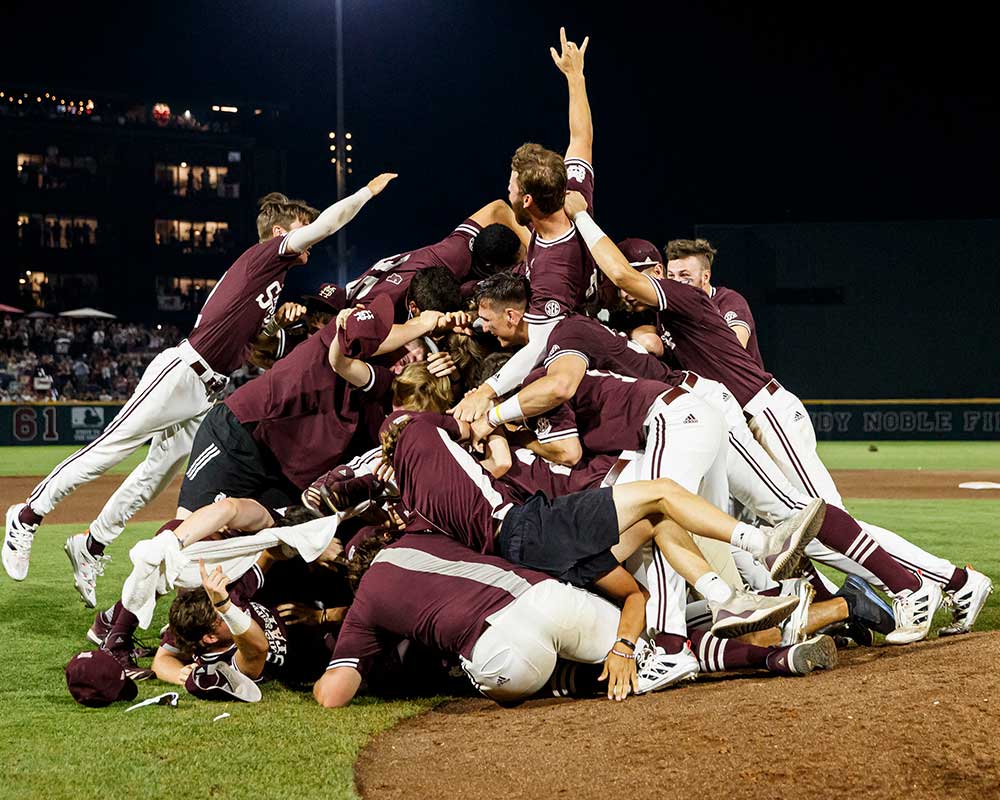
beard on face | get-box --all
[512,197,532,226]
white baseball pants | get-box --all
[27,345,218,542]
[461,580,621,702]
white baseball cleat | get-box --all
[708,588,800,639]
[64,533,110,608]
[3,503,38,581]
[939,567,993,636]
[762,498,826,581]
[635,641,699,694]
[885,574,943,645]
[778,578,816,646]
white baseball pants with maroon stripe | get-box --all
[462,580,621,702]
[743,383,957,592]
[27,347,215,543]
[618,390,735,638]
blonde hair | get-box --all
[665,238,717,270]
[255,192,319,242]
[390,362,453,414]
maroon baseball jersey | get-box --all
[524,367,669,455]
[159,564,291,679]
[498,449,618,501]
[643,276,774,408]
[345,219,482,322]
[186,235,300,374]
[543,314,683,385]
[327,533,550,676]
[710,285,765,370]
[380,410,518,554]
[226,314,394,489]
[523,158,599,323]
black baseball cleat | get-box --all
[102,632,154,682]
[837,574,896,634]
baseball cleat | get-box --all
[836,574,896,635]
[762,498,826,580]
[709,588,800,639]
[939,567,993,636]
[65,533,110,608]
[3,503,39,581]
[885,574,943,645]
[778,578,816,646]
[102,632,154,682]
[765,634,838,676]
[635,641,700,694]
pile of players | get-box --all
[4,29,992,709]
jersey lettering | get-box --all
[346,253,413,301]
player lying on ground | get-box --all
[561,194,994,640]
[4,173,397,607]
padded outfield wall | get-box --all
[2,400,998,445]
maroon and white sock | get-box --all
[19,505,43,526]
[801,562,836,601]
[689,629,769,673]
[944,566,969,592]
[652,632,687,655]
[816,505,920,594]
[104,605,140,651]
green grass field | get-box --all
[0,443,997,800]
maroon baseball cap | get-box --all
[303,283,347,313]
[338,294,395,359]
[66,650,139,707]
[617,238,662,268]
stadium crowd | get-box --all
[0,316,182,401]
[1,28,991,711]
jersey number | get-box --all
[346,253,411,301]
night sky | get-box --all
[6,1,999,275]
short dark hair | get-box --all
[511,143,567,215]
[408,266,460,313]
[476,351,512,387]
[471,224,522,277]
[168,588,218,656]
[474,271,529,309]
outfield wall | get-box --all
[2,400,999,445]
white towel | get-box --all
[122,516,340,629]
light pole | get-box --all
[334,0,347,286]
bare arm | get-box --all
[200,561,269,680]
[328,331,374,388]
[314,667,363,708]
[591,566,646,701]
[479,430,513,478]
[284,174,396,254]
[469,199,531,247]
[176,498,274,548]
[152,647,193,686]
[525,435,582,467]
[551,27,593,163]
[731,325,751,348]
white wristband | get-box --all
[572,211,606,250]
[489,395,525,427]
[219,603,252,636]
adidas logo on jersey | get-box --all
[793,411,806,422]
[722,392,731,401]
[683,414,698,424]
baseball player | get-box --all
[453,27,601,422]
[4,173,396,608]
[562,202,992,641]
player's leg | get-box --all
[4,352,207,581]
[66,415,204,607]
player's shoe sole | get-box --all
[65,533,102,608]
[3,503,37,581]
[939,567,994,636]
[710,591,800,639]
[765,498,826,581]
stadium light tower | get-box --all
[334,0,347,286]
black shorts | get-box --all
[178,404,299,513]
[498,487,620,588]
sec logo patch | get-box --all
[544,300,561,317]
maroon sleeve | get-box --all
[646,275,710,324]
[542,317,594,370]
[565,158,595,213]
[360,363,395,399]
[326,596,392,678]
[531,403,579,444]
[421,218,482,281]
[716,292,755,336]
[226,563,266,609]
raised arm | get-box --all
[175,498,275,548]
[470,199,532,250]
[200,560,269,680]
[551,27,592,164]
[564,191,659,307]
[284,173,397,254]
